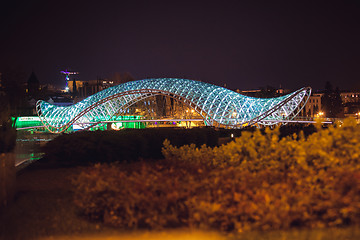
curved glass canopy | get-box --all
[36,78,311,133]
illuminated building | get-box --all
[304,93,323,117]
[341,91,360,117]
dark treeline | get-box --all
[219,124,317,139]
[39,124,318,167]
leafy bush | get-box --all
[185,166,360,232]
[73,162,198,229]
[73,119,360,232]
[163,119,359,171]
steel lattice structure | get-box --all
[36,78,311,133]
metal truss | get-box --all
[36,78,311,133]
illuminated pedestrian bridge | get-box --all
[36,78,311,133]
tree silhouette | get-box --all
[0,67,27,116]
[321,82,343,118]
[72,78,77,97]
[27,71,40,98]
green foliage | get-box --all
[163,119,360,171]
[73,162,196,229]
[73,119,360,232]
[42,127,219,166]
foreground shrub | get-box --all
[73,119,360,232]
[163,119,360,171]
[186,167,360,232]
[73,163,360,231]
[73,161,204,229]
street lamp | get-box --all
[316,111,324,118]
[356,112,360,120]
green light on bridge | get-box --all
[14,116,146,131]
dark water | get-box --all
[15,131,56,167]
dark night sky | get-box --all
[1,0,359,91]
